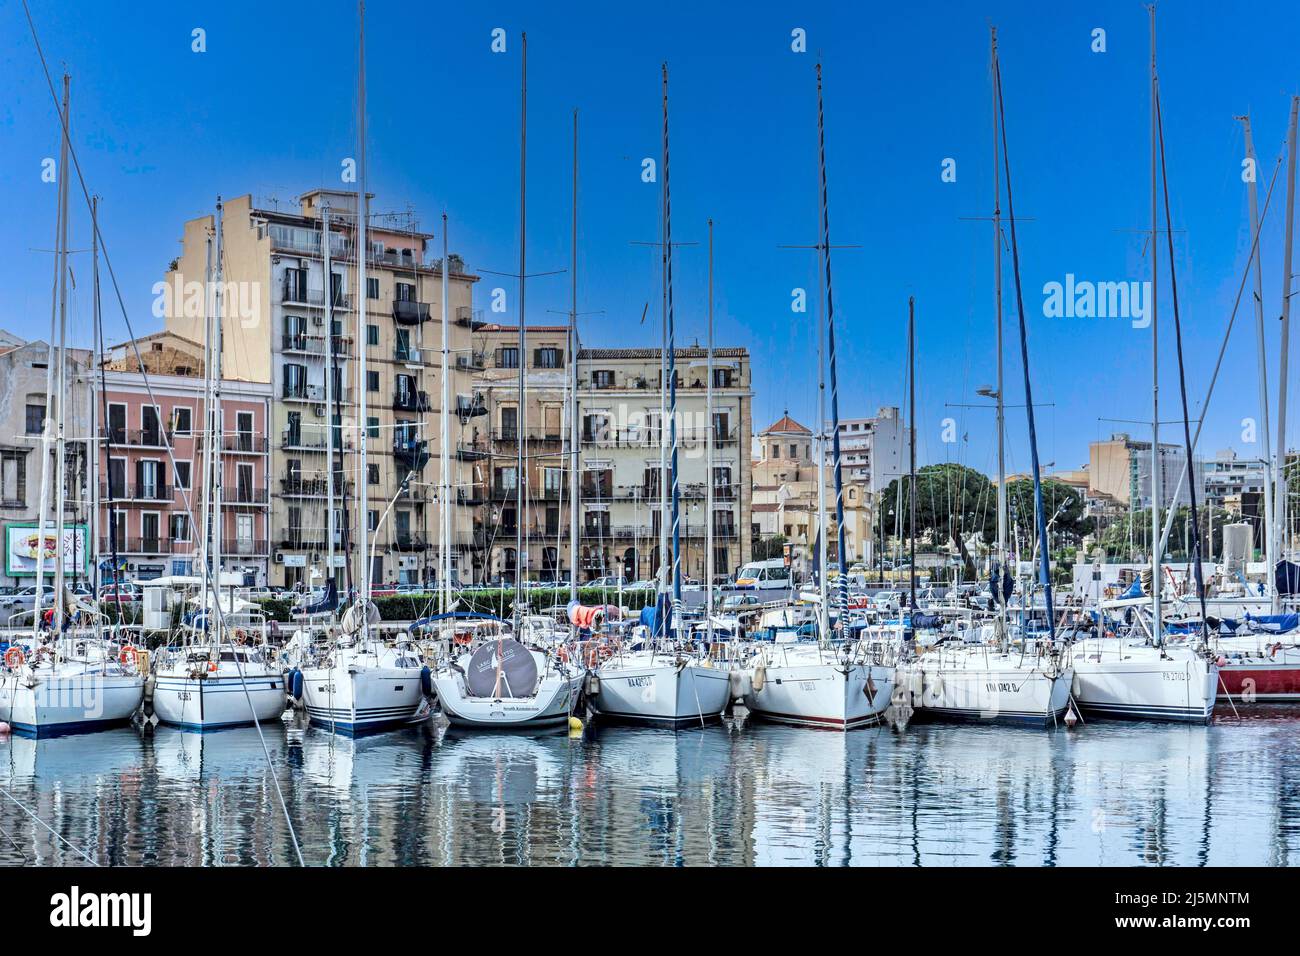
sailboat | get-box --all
[0,76,145,736]
[741,63,896,730]
[1068,10,1218,722]
[299,1,427,735]
[900,32,1072,726]
[425,32,586,730]
[588,67,733,726]
[152,197,286,731]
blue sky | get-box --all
[3,0,1298,481]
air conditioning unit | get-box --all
[313,405,326,417]
[274,552,284,564]
[311,316,324,326]
[409,349,421,363]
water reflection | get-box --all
[0,710,1296,866]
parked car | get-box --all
[98,582,141,605]
[871,590,904,613]
[0,584,59,625]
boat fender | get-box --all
[908,669,924,705]
[728,668,747,699]
[0,721,9,735]
[419,665,433,698]
[290,668,305,701]
[585,673,601,697]
[1071,672,1082,698]
[1216,656,1227,668]
[752,664,766,693]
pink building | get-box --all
[98,367,272,585]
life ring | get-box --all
[3,647,24,669]
[118,646,138,668]
[207,661,218,673]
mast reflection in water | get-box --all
[2,711,1297,866]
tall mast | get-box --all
[440,214,451,614]
[356,0,371,625]
[663,63,683,636]
[323,203,337,596]
[1149,4,1163,643]
[568,109,580,603]
[656,67,670,634]
[815,224,829,634]
[705,218,715,643]
[908,297,917,612]
[815,63,850,635]
[1276,96,1299,571]
[1240,116,1277,609]
[89,196,101,602]
[51,72,73,634]
[514,32,528,629]
[992,26,1007,597]
[211,197,226,636]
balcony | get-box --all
[394,533,427,552]
[225,539,270,556]
[97,536,194,555]
[455,351,487,371]
[282,277,352,310]
[456,440,489,461]
[393,436,430,470]
[100,482,171,503]
[282,332,353,358]
[103,428,169,449]
[282,382,353,404]
[457,488,485,507]
[197,434,269,454]
[489,484,519,503]
[455,394,487,422]
[394,346,423,364]
[392,299,431,325]
[392,389,432,413]
[492,429,563,446]
[280,475,329,497]
[581,479,614,501]
[453,306,487,330]
[225,484,270,506]
[277,528,343,550]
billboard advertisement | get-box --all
[4,523,91,578]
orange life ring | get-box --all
[207,661,218,673]
[119,646,138,667]
[3,646,24,669]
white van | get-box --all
[735,559,793,591]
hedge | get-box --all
[251,587,658,624]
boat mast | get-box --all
[1239,115,1277,610]
[815,225,829,636]
[656,66,670,637]
[1275,96,1299,574]
[51,72,73,635]
[89,196,101,605]
[992,26,1009,647]
[440,213,451,614]
[356,0,371,629]
[705,218,715,644]
[569,109,580,604]
[908,297,917,614]
[1149,4,1163,644]
[32,74,70,639]
[663,63,683,638]
[815,63,850,636]
[514,32,528,629]
[211,197,226,639]
[324,203,337,599]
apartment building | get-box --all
[573,346,753,584]
[835,406,912,493]
[1089,432,1204,509]
[160,190,480,589]
[96,359,272,586]
[0,334,93,588]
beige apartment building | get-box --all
[572,346,753,584]
[161,190,481,589]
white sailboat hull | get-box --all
[742,657,894,730]
[590,659,732,725]
[0,670,143,736]
[153,670,286,731]
[1069,641,1217,722]
[301,666,426,735]
[434,672,584,729]
[903,652,1072,725]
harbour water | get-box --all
[2,709,1298,867]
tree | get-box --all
[752,534,787,562]
[874,463,997,580]
[1005,478,1093,543]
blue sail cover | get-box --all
[299,580,338,615]
[1120,577,1144,600]
[1245,613,1300,635]
[1275,561,1300,596]
[639,604,660,635]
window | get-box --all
[25,403,45,436]
[367,277,379,300]
[236,514,253,548]
[395,281,415,301]
[592,369,616,389]
[174,461,191,490]
[367,370,380,392]
[368,463,379,485]
[367,510,378,532]
[236,412,254,450]
[237,463,254,501]
[0,451,26,506]
[713,412,730,442]
[497,347,519,369]
[169,514,190,542]
[544,467,564,495]
[534,347,562,369]
[367,324,379,346]
[172,406,193,435]
[107,403,126,443]
[284,363,307,397]
[789,444,797,459]
[137,460,162,498]
[107,458,126,498]
[286,411,302,446]
[500,406,518,439]
[712,367,733,388]
[368,416,379,438]
[142,406,162,444]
